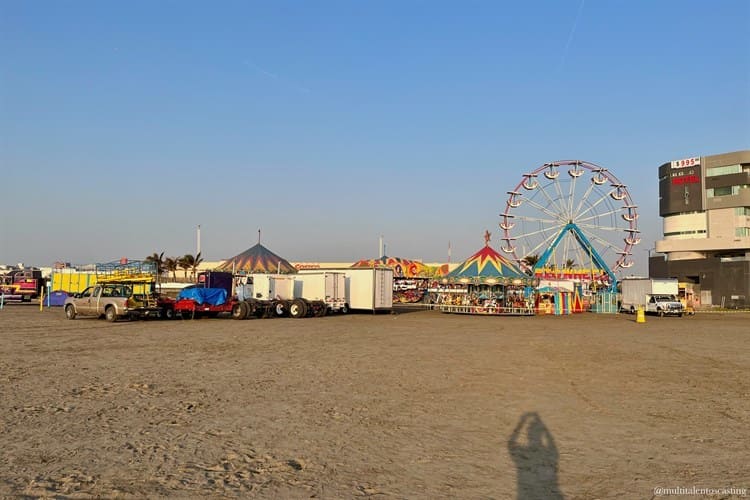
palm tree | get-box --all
[164,257,179,282]
[191,252,203,279]
[144,252,165,283]
[179,254,195,280]
[522,254,540,268]
[565,258,576,269]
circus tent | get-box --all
[216,242,297,274]
[446,231,528,283]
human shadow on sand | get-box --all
[507,412,564,500]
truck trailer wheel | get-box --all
[289,299,307,319]
[246,299,263,319]
[232,301,249,320]
[105,306,117,322]
[273,300,288,317]
[340,303,349,315]
[65,305,77,320]
[162,307,175,320]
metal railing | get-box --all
[436,304,535,316]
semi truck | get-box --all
[620,278,684,317]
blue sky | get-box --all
[1,0,748,276]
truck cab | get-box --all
[646,294,684,317]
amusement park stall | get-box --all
[351,256,444,303]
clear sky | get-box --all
[1,0,748,276]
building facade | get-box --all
[651,150,750,307]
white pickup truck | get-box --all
[645,294,684,317]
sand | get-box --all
[1,305,748,498]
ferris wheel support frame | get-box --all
[534,222,617,291]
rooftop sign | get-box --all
[671,157,701,169]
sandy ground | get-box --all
[1,305,748,499]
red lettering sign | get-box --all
[671,175,700,185]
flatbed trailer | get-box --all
[173,295,327,320]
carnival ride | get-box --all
[436,232,535,315]
[500,160,639,291]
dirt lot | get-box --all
[1,305,748,499]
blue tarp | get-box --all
[48,290,69,307]
[177,287,227,306]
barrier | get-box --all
[438,304,534,316]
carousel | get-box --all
[434,231,535,316]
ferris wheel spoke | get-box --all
[521,197,567,221]
[571,181,597,219]
[562,235,573,265]
[567,170,580,218]
[573,188,617,221]
[577,225,622,250]
[522,230,561,258]
[534,180,569,219]
[514,224,565,241]
[574,224,617,249]
[583,232,621,257]
[574,245,589,268]
[575,207,623,224]
[576,222,624,232]
[513,215,560,225]
[552,176,568,217]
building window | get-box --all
[735,228,750,237]
[734,207,750,216]
[707,164,742,177]
[663,230,707,237]
[707,185,741,197]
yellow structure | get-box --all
[51,272,98,293]
[636,306,646,323]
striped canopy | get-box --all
[447,243,527,282]
[351,255,442,278]
[216,243,297,274]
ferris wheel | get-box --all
[500,160,639,285]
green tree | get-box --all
[144,252,165,283]
[179,253,203,280]
[191,252,203,280]
[179,254,195,280]
[565,258,576,269]
[522,254,540,268]
[164,257,179,281]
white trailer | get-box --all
[299,267,393,312]
[293,272,347,313]
[620,278,684,316]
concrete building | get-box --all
[651,150,750,308]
